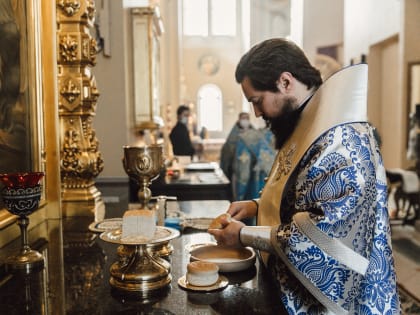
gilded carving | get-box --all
[61,118,104,187]
[89,76,99,102]
[87,0,96,20]
[89,38,97,64]
[57,0,104,218]
[82,117,104,177]
[59,35,79,62]
[60,78,81,106]
[80,0,96,24]
[81,36,89,59]
[61,126,82,173]
[57,0,81,17]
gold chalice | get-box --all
[0,172,45,274]
[122,145,163,208]
[119,145,177,293]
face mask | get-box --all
[239,119,250,129]
[180,117,188,125]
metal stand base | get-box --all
[5,250,44,274]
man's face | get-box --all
[179,110,190,124]
[241,76,302,149]
[238,113,250,121]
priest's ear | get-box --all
[276,72,293,92]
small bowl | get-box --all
[189,244,256,272]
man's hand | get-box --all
[227,200,258,221]
[208,213,232,229]
[208,218,245,247]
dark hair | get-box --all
[177,105,190,116]
[235,38,322,92]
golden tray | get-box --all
[100,226,180,245]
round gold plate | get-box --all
[100,226,180,245]
[88,218,122,233]
[177,275,228,292]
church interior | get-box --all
[0,0,419,313]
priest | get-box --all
[209,38,400,315]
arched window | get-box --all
[197,84,223,131]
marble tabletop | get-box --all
[0,200,288,314]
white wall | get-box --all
[343,0,420,169]
[94,1,129,178]
[301,0,344,62]
[251,0,290,45]
[343,0,402,168]
[343,0,400,62]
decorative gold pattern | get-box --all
[60,78,81,105]
[57,0,104,219]
[59,35,78,62]
[62,126,82,173]
[275,143,297,181]
[136,153,152,172]
[85,0,96,21]
[90,38,97,64]
[57,0,81,17]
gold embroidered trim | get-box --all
[275,143,296,181]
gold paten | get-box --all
[101,226,180,293]
[56,0,105,220]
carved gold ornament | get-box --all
[59,35,79,62]
[85,0,96,21]
[57,0,81,17]
[57,0,104,219]
[60,78,81,106]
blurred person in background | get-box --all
[169,105,195,157]
[220,112,254,198]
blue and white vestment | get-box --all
[267,122,400,314]
[250,65,400,314]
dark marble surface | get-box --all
[131,167,232,202]
[0,200,288,314]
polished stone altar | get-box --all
[130,164,232,202]
[0,200,287,314]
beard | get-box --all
[266,98,304,149]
